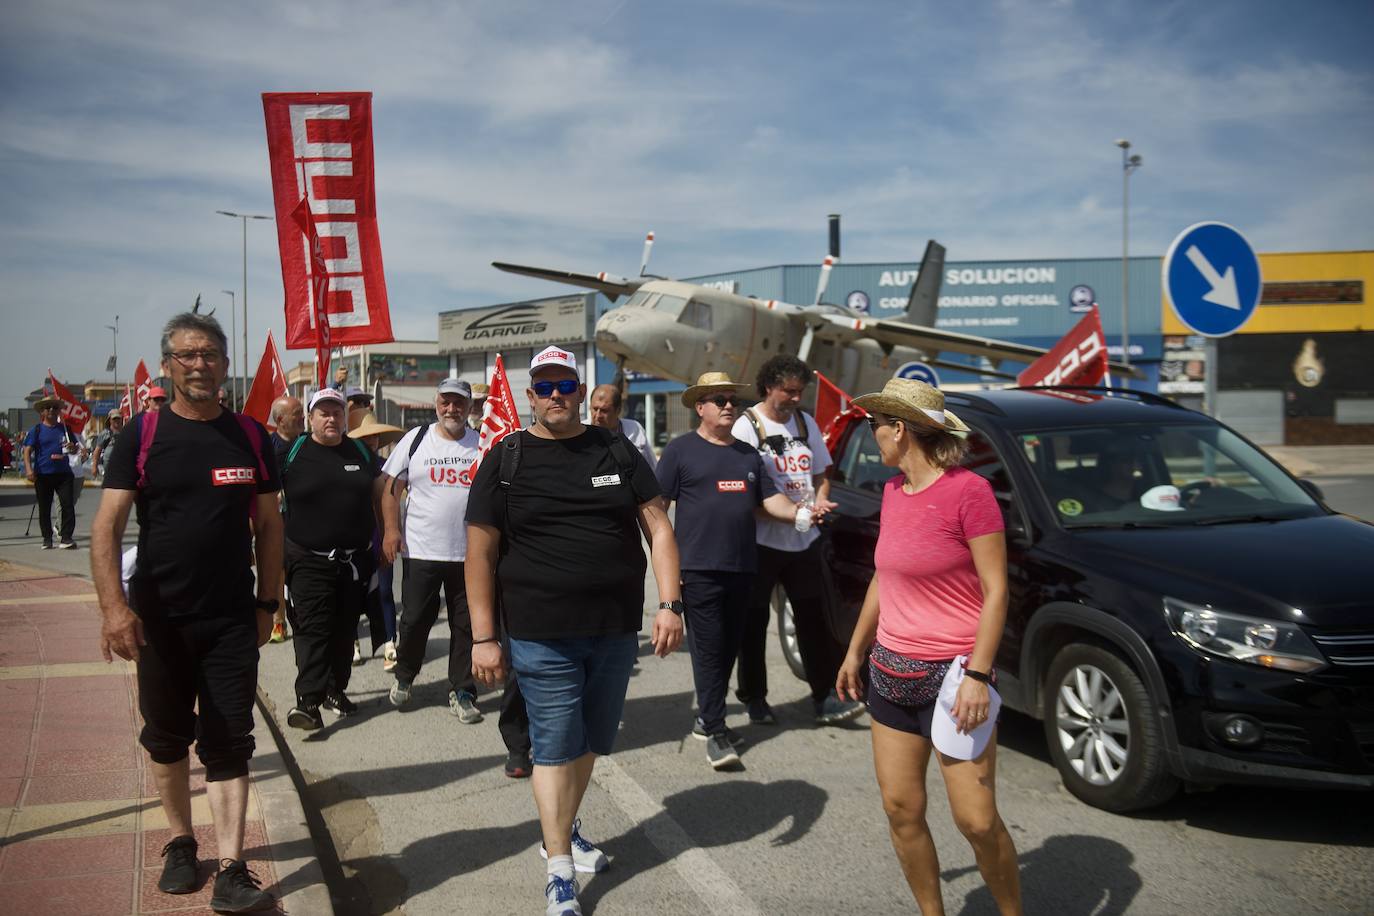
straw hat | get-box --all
[851,379,968,434]
[471,383,490,399]
[680,371,749,408]
[348,411,404,447]
[33,396,63,410]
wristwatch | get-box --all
[255,599,280,613]
[659,600,685,616]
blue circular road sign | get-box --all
[1163,221,1262,338]
[895,361,940,387]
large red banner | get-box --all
[263,92,393,350]
[242,331,289,429]
[1016,306,1109,389]
[132,360,152,411]
[46,371,91,434]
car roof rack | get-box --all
[1016,385,1189,410]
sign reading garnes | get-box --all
[438,296,589,354]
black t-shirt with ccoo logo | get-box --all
[465,428,661,639]
[104,409,279,619]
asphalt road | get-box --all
[2,472,1372,915]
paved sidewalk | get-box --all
[0,560,331,915]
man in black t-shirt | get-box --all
[656,372,802,770]
[465,346,684,916]
[268,394,304,644]
[280,388,384,730]
[90,312,281,913]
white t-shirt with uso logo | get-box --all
[382,424,482,562]
[732,410,833,553]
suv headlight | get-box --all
[1163,597,1326,673]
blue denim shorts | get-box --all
[509,633,638,766]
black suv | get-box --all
[797,386,1374,812]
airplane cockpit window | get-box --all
[680,301,712,331]
[624,291,655,308]
[652,294,687,317]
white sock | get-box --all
[546,854,574,881]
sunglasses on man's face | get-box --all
[701,395,740,408]
[532,379,579,398]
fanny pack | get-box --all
[868,642,951,708]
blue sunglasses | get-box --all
[532,379,579,397]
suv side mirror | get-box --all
[1297,478,1325,502]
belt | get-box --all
[301,545,364,581]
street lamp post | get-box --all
[105,315,119,393]
[1114,139,1143,373]
[221,290,236,404]
[215,210,273,410]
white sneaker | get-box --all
[544,874,580,916]
[539,818,608,874]
[381,641,397,672]
[389,679,412,707]
[352,640,364,666]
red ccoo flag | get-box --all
[46,370,91,434]
[477,354,522,459]
[290,196,332,390]
[132,360,152,412]
[241,331,289,429]
[1016,305,1109,389]
[118,384,134,420]
[814,370,869,456]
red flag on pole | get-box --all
[242,331,289,429]
[46,370,91,434]
[132,360,152,413]
[814,371,849,439]
[477,354,522,459]
[290,196,332,390]
[262,92,393,349]
[1016,305,1109,388]
[118,384,134,420]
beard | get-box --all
[438,415,465,437]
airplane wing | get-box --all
[491,262,645,301]
[804,312,1146,379]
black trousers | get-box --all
[736,539,849,704]
[683,570,752,735]
[34,472,75,544]
[394,558,476,695]
[285,541,372,705]
[136,613,258,781]
[499,668,531,757]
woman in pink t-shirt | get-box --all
[836,379,1022,915]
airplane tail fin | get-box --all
[903,240,945,327]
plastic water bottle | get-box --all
[794,480,815,533]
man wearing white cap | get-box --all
[380,377,486,722]
[466,345,683,916]
[281,388,385,730]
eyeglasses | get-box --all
[40,406,60,412]
[865,416,900,431]
[165,349,224,366]
[531,379,579,398]
[701,395,740,408]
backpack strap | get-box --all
[285,433,309,468]
[497,432,522,489]
[351,438,371,463]
[135,410,161,490]
[233,413,271,484]
[408,423,430,460]
[743,408,768,449]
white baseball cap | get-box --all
[1140,484,1186,511]
[930,656,1001,761]
[530,346,581,379]
[308,388,347,412]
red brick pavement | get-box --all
[0,564,287,915]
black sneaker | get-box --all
[157,834,199,894]
[691,717,744,746]
[287,702,323,730]
[746,699,777,725]
[705,733,741,770]
[40,541,54,550]
[321,691,358,718]
[504,749,532,779]
[210,858,274,913]
[814,693,865,725]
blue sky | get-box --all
[2,0,1371,408]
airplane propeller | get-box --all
[639,231,655,278]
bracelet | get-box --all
[963,668,992,684]
[472,636,500,645]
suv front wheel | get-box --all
[1043,643,1179,812]
[774,586,807,681]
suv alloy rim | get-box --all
[774,586,806,680]
[1054,664,1131,785]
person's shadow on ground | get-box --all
[943,834,1140,915]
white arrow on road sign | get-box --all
[1184,245,1241,310]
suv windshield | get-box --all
[1019,422,1323,528]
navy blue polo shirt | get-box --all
[656,432,776,573]
[23,422,76,475]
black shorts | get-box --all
[136,614,259,781]
[866,689,938,738]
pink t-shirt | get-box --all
[873,466,1004,660]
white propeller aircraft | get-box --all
[493,233,1142,393]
